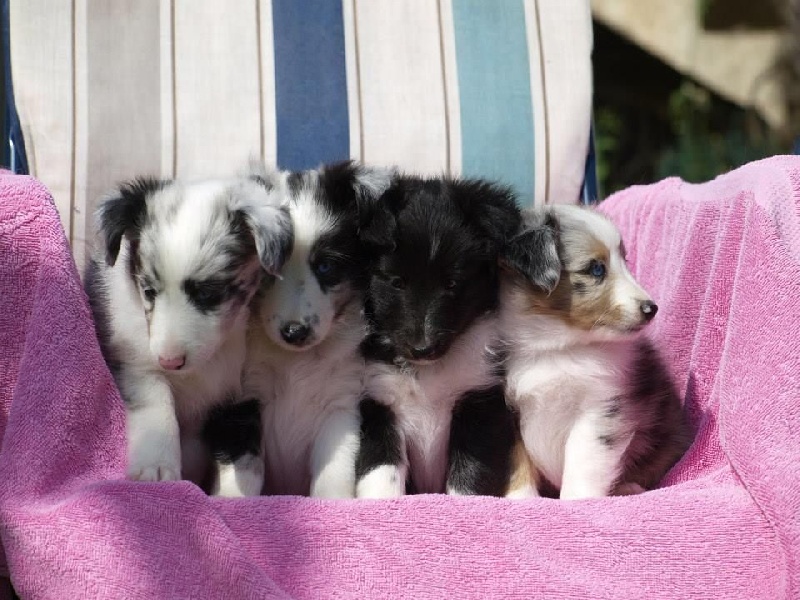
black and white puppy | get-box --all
[203,162,393,497]
[354,176,536,498]
[500,206,691,499]
[86,177,292,485]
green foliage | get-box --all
[594,107,623,192]
[593,78,784,195]
[656,81,780,183]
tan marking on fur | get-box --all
[506,436,540,496]
[519,229,631,331]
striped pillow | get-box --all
[10,0,593,267]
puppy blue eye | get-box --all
[315,260,332,275]
[589,260,606,278]
[390,276,405,290]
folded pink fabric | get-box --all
[1,158,797,599]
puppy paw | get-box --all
[212,454,264,497]
[127,436,181,482]
[356,465,406,499]
[129,463,181,482]
[504,484,540,500]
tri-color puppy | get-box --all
[354,176,541,498]
[86,177,292,485]
[203,161,393,497]
[500,205,690,499]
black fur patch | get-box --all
[447,385,517,496]
[287,171,305,194]
[449,179,520,246]
[318,160,361,215]
[182,278,238,314]
[280,161,394,293]
[355,397,404,481]
[359,331,398,364]
[359,175,522,362]
[309,212,364,293]
[99,178,169,266]
[202,398,262,464]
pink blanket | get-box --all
[1,157,798,599]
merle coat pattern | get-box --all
[86,177,292,485]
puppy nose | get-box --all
[410,343,439,361]
[159,355,186,370]
[280,321,311,345]
[640,300,658,321]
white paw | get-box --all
[129,464,181,482]
[310,478,356,499]
[356,464,406,499]
[505,484,540,500]
[213,455,264,497]
[127,434,181,482]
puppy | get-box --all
[500,205,691,499]
[202,161,393,497]
[354,176,537,498]
[86,177,292,485]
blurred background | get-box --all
[591,0,800,195]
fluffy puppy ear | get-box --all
[355,173,407,254]
[232,179,294,276]
[97,178,167,266]
[502,209,561,293]
[318,160,395,208]
[319,160,397,242]
[450,179,522,248]
[242,157,282,190]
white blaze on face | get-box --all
[141,181,249,370]
[259,188,337,351]
[589,213,652,322]
[556,205,653,325]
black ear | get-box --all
[233,180,294,276]
[98,178,166,266]
[321,160,395,207]
[502,210,561,293]
[356,178,407,253]
[320,161,397,248]
[450,179,522,247]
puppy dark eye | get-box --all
[142,287,157,302]
[390,276,406,290]
[589,260,606,279]
[445,279,457,290]
[194,287,220,304]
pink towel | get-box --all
[1,158,798,599]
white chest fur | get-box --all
[503,310,634,489]
[363,315,501,493]
[245,305,365,495]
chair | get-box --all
[6,0,595,270]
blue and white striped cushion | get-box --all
[9,0,594,265]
